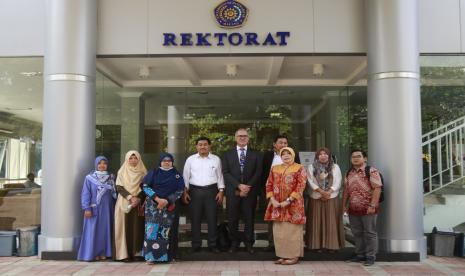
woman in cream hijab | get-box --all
[114,150,147,261]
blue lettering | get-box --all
[163,32,291,47]
[163,33,177,46]
[214,33,228,46]
[245,33,259,46]
[228,33,243,46]
[180,33,193,46]
[196,33,212,46]
[262,33,277,46]
[276,32,290,46]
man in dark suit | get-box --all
[222,128,262,254]
[261,134,300,251]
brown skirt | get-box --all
[114,195,145,260]
[305,197,345,250]
[273,222,304,259]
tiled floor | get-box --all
[0,256,464,275]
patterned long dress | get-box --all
[264,163,307,258]
[142,184,183,262]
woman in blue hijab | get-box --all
[77,156,117,261]
[142,153,184,263]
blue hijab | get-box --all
[143,153,184,198]
[90,156,115,204]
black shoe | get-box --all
[245,245,255,254]
[345,255,366,263]
[133,256,145,262]
[190,247,202,253]
[363,257,375,266]
[228,246,237,253]
[208,247,220,253]
[264,245,275,252]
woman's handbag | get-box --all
[138,198,146,217]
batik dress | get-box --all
[142,183,183,262]
[264,163,307,259]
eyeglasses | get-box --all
[351,155,363,159]
[236,135,248,138]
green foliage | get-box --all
[186,105,293,156]
[188,114,235,155]
[420,86,465,133]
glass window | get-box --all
[0,57,43,231]
[420,56,465,233]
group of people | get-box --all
[77,128,383,267]
[262,134,382,266]
[77,151,184,263]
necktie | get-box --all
[239,148,246,173]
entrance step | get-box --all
[41,248,420,261]
[177,247,420,262]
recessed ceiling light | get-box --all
[5,107,32,111]
[226,64,237,77]
[183,114,194,120]
[0,129,13,134]
[20,72,42,77]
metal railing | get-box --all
[423,116,465,196]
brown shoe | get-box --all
[282,258,299,265]
[274,258,284,264]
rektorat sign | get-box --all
[163,32,290,47]
[162,0,291,47]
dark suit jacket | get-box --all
[261,149,301,188]
[222,147,262,197]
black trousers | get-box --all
[226,193,257,247]
[168,200,180,260]
[189,184,218,248]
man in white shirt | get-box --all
[183,136,225,253]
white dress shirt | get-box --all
[307,163,342,199]
[271,152,283,167]
[183,153,225,189]
[236,145,248,161]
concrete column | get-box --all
[302,105,312,151]
[291,106,303,150]
[39,0,97,256]
[325,91,341,162]
[120,92,145,161]
[167,106,186,169]
[366,0,425,258]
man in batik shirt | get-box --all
[342,149,382,266]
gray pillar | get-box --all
[291,106,303,149]
[120,92,145,161]
[39,0,96,256]
[366,0,425,257]
[325,91,340,160]
[302,105,312,151]
[167,106,186,168]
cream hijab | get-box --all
[116,150,147,195]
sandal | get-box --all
[145,261,155,265]
[282,258,299,265]
[274,258,284,264]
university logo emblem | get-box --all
[214,0,248,29]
